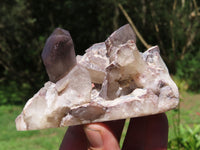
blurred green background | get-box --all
[0,0,200,149]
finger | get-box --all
[59,125,88,150]
[84,123,121,150]
[122,113,168,150]
[59,119,125,150]
[103,119,125,141]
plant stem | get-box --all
[118,3,151,49]
[119,118,130,149]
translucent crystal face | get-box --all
[105,24,136,57]
[42,28,77,82]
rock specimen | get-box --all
[42,28,77,82]
[16,24,179,131]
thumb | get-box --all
[84,123,120,150]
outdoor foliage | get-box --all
[1,91,200,149]
[0,0,200,105]
[166,92,200,149]
[0,105,66,150]
[168,124,200,150]
[0,2,199,149]
[176,51,200,92]
[0,0,47,105]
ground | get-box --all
[0,91,199,150]
[166,91,200,140]
[180,91,200,124]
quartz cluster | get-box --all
[16,24,179,131]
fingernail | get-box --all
[84,125,103,148]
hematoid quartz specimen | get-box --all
[16,24,179,131]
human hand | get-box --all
[59,113,168,150]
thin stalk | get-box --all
[118,3,151,49]
[119,118,130,149]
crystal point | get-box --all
[42,28,77,82]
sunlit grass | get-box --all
[0,91,199,149]
[0,105,66,150]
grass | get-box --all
[119,118,130,148]
[0,105,66,150]
[166,91,200,139]
[0,91,199,150]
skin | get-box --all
[59,113,168,150]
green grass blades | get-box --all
[0,105,66,150]
[167,91,200,150]
[168,124,200,150]
[0,90,200,150]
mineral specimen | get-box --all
[42,28,77,82]
[16,24,179,131]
